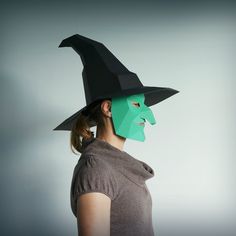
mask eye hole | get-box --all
[132,101,140,108]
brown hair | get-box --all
[70,98,111,154]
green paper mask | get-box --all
[111,93,156,142]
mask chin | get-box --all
[112,118,145,142]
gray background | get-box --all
[1,0,235,235]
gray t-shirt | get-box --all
[70,137,155,236]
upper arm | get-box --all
[73,155,118,236]
[77,192,111,236]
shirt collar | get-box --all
[81,136,155,185]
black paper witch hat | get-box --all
[53,34,179,131]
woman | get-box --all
[70,97,157,236]
[53,34,179,236]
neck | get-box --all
[96,123,126,152]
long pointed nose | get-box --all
[140,106,156,125]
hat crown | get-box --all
[59,34,143,105]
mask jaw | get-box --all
[115,119,146,142]
[128,130,145,142]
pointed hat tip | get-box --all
[58,39,67,48]
[58,34,77,48]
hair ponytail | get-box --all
[70,98,111,155]
[70,113,94,154]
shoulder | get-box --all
[79,153,112,172]
[74,154,118,201]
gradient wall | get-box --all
[1,1,235,235]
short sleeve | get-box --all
[74,155,118,201]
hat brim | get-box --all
[53,86,179,131]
